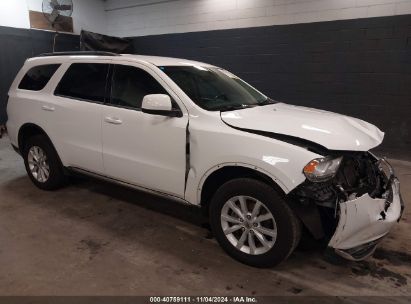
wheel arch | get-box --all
[197,163,324,240]
[198,163,288,214]
[18,123,51,152]
[17,123,64,168]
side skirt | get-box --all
[67,167,194,207]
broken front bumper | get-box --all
[328,163,404,261]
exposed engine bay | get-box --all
[288,152,394,241]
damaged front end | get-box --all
[287,152,404,261]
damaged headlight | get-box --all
[303,156,343,182]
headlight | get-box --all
[303,156,343,182]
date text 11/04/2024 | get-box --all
[149,296,257,303]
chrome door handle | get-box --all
[104,116,123,125]
[41,105,55,112]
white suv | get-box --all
[7,52,404,267]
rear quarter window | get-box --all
[18,64,61,91]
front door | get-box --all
[101,63,188,198]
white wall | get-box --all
[105,0,411,37]
[72,0,107,34]
[0,0,107,34]
[1,0,411,38]
[0,1,30,29]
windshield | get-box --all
[158,65,275,111]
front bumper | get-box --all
[328,161,404,261]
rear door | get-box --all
[7,63,62,147]
[101,62,188,197]
[49,60,110,174]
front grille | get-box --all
[334,152,385,198]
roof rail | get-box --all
[39,51,120,57]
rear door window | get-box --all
[18,64,60,91]
[55,63,109,103]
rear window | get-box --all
[18,64,60,91]
[55,63,109,103]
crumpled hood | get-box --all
[221,103,384,151]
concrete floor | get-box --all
[0,135,410,298]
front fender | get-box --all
[184,114,322,205]
[196,162,288,204]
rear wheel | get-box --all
[23,135,66,190]
[209,178,301,267]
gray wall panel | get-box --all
[0,27,79,125]
[131,15,411,157]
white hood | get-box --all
[221,103,384,151]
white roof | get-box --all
[28,53,215,67]
[120,54,215,67]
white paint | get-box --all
[6,53,402,262]
[6,53,317,201]
[221,103,384,151]
[329,178,402,259]
[105,0,411,37]
[6,52,384,201]
[0,0,107,34]
[141,94,173,112]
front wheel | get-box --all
[209,178,301,268]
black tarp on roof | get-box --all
[80,30,133,53]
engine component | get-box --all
[288,152,387,238]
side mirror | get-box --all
[141,94,182,117]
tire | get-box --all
[23,134,66,190]
[209,178,301,268]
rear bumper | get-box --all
[328,162,404,261]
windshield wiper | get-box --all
[258,97,277,106]
[218,104,255,112]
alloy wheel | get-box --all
[220,195,277,255]
[28,146,50,183]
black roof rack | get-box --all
[39,51,120,57]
